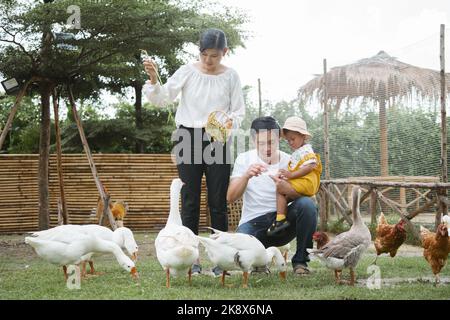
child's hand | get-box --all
[278,169,292,180]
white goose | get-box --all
[277,242,291,263]
[266,246,288,277]
[30,224,139,276]
[25,231,138,281]
[197,228,286,288]
[154,178,199,288]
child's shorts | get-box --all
[288,172,320,196]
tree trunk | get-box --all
[52,89,69,224]
[38,81,52,230]
[134,84,144,153]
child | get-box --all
[267,116,322,236]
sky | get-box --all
[1,0,449,112]
[213,0,450,104]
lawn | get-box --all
[0,232,449,300]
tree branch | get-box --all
[0,25,35,66]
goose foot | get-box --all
[188,268,192,286]
[334,270,342,284]
[242,271,249,288]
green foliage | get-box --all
[0,0,248,100]
[0,95,44,153]
[327,218,350,235]
[59,101,176,153]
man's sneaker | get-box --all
[191,264,202,275]
[267,219,290,236]
[212,266,230,277]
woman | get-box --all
[143,28,245,275]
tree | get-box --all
[0,0,248,229]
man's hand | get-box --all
[245,164,267,179]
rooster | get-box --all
[420,222,449,285]
[312,231,330,250]
[372,213,407,265]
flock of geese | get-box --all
[25,178,371,288]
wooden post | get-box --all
[52,89,69,225]
[399,187,406,208]
[323,59,330,181]
[323,59,330,227]
[319,190,328,232]
[439,24,448,228]
[0,79,32,150]
[258,78,262,117]
[320,184,353,225]
[370,188,378,225]
[379,87,389,177]
[67,85,117,230]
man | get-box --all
[227,117,317,274]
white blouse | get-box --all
[143,63,246,129]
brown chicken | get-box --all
[312,231,330,249]
[373,212,407,265]
[420,223,449,285]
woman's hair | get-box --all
[199,28,228,52]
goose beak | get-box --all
[131,267,139,280]
[279,271,287,280]
[131,252,138,262]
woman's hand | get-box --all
[224,118,233,129]
[143,59,158,85]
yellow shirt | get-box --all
[287,144,322,196]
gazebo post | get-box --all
[378,89,389,177]
[438,24,448,229]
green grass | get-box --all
[0,233,449,300]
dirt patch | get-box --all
[356,277,450,287]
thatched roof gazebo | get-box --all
[298,51,450,176]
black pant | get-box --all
[174,126,231,235]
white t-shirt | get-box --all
[231,149,290,226]
[143,63,245,129]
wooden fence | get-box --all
[0,154,208,233]
[318,177,450,238]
